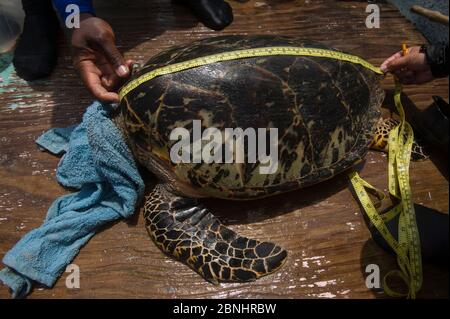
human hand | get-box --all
[71,14,133,102]
[380,46,434,85]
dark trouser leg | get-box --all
[13,0,59,80]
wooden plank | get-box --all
[0,0,448,298]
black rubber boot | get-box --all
[13,0,59,81]
[411,96,449,155]
[174,0,234,31]
[370,204,449,265]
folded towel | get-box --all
[0,101,145,298]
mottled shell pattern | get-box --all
[117,35,384,199]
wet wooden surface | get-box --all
[0,0,448,298]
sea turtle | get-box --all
[113,35,422,284]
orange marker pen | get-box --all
[402,43,408,56]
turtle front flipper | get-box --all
[144,184,288,284]
[370,118,430,161]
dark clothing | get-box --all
[423,43,449,78]
[53,0,95,21]
[13,0,59,80]
[53,0,233,31]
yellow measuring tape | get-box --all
[119,45,421,297]
[349,80,422,298]
[119,46,383,100]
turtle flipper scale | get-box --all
[370,118,430,161]
[144,184,288,284]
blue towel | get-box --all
[0,101,145,298]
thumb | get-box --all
[386,55,410,73]
[99,39,129,77]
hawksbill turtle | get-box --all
[113,35,426,284]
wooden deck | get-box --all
[0,0,448,298]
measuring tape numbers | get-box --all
[118,46,383,100]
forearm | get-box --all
[423,43,449,78]
[53,0,95,21]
